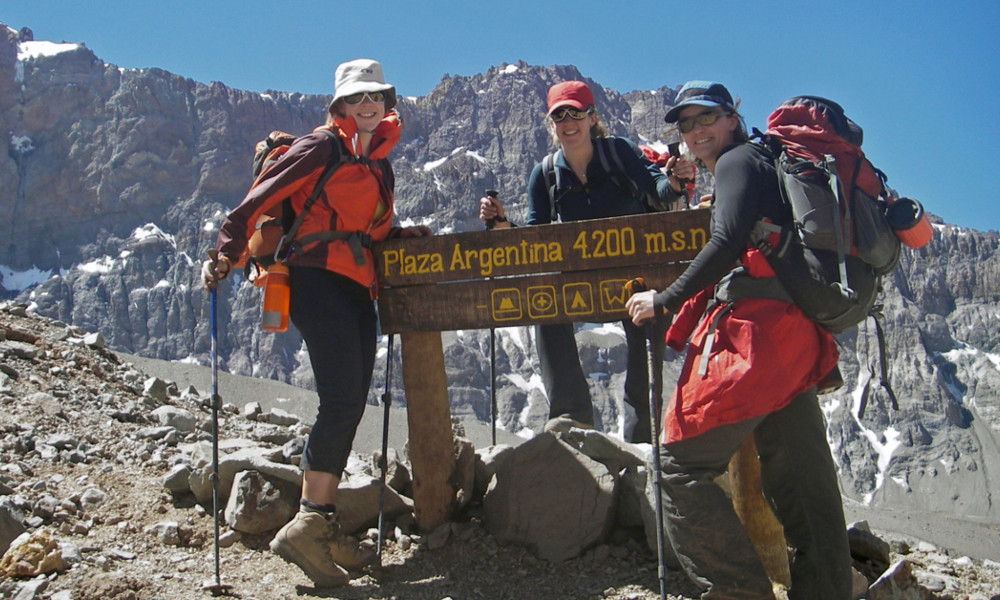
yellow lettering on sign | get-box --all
[642,227,709,254]
[671,230,688,251]
[689,227,707,250]
[449,244,470,271]
[382,249,401,275]
[644,232,668,254]
[448,241,565,276]
[382,248,444,275]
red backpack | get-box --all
[751,96,901,334]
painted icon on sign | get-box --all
[491,289,522,321]
[562,283,594,316]
[527,286,558,319]
[599,279,631,313]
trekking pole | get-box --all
[485,189,500,445]
[203,280,233,595]
[490,327,497,445]
[625,278,667,600]
[377,333,395,567]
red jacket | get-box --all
[662,293,838,444]
[216,113,401,297]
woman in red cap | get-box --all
[627,81,851,599]
[202,58,429,588]
[479,80,695,443]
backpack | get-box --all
[750,96,902,335]
[540,137,668,221]
[241,128,392,279]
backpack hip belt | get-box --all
[286,231,373,267]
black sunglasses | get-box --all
[549,107,594,122]
[343,91,386,105]
[676,110,727,133]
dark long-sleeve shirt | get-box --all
[654,142,790,313]
[525,137,682,224]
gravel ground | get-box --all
[2,305,999,599]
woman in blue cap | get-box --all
[627,81,851,599]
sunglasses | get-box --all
[342,91,386,105]
[549,107,594,122]
[677,110,727,133]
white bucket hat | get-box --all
[330,58,396,110]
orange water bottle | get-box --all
[261,263,290,332]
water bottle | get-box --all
[887,197,933,248]
[261,263,290,332]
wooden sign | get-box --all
[374,209,710,334]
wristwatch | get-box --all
[486,215,507,230]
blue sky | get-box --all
[5,1,999,231]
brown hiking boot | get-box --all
[269,509,374,586]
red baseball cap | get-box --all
[547,81,594,115]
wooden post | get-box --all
[729,435,792,589]
[400,331,455,531]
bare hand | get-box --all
[625,290,659,325]
[397,225,432,238]
[201,250,231,291]
[666,156,697,192]
[479,196,505,222]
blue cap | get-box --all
[664,81,736,123]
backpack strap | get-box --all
[542,151,560,222]
[595,137,642,203]
[824,153,854,298]
[857,305,899,419]
[276,130,348,263]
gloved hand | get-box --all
[201,250,232,290]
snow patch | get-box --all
[131,223,176,247]
[423,156,449,172]
[850,373,903,502]
[500,64,519,75]
[17,40,81,61]
[10,134,34,154]
[78,256,116,274]
[0,265,54,292]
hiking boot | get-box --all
[543,414,594,435]
[269,509,374,586]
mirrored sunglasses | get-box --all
[342,91,386,105]
[549,107,593,122]
[677,110,726,133]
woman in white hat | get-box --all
[202,58,428,587]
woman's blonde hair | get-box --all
[546,107,609,146]
[327,101,345,124]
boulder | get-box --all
[483,433,617,562]
[224,470,298,535]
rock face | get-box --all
[3,22,1000,529]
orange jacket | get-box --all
[216,112,401,297]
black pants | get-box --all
[659,390,852,599]
[536,317,667,443]
[289,267,377,478]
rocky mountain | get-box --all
[3,22,1000,538]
